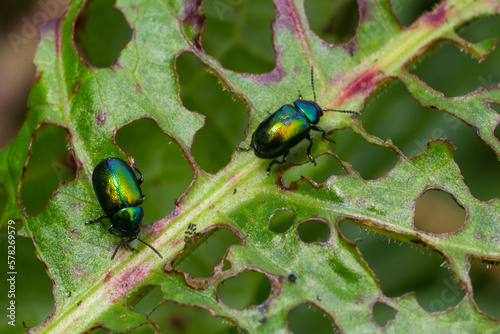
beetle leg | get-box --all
[108,225,117,235]
[282,151,290,163]
[311,125,335,144]
[111,238,125,260]
[108,227,127,259]
[266,163,272,175]
[298,90,303,100]
[126,240,138,252]
[133,165,144,184]
[109,226,130,249]
[117,234,137,252]
[267,151,290,175]
[236,146,251,151]
[305,135,316,166]
[86,213,109,225]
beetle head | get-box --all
[111,206,143,237]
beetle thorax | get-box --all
[293,100,323,124]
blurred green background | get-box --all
[1,0,499,332]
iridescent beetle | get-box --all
[86,157,162,260]
[238,66,360,174]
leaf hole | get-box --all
[408,39,499,97]
[413,188,467,235]
[287,302,340,334]
[222,259,232,271]
[20,124,76,216]
[330,128,400,180]
[296,219,331,244]
[172,226,242,278]
[304,0,358,44]
[201,0,275,73]
[74,0,132,68]
[281,153,347,187]
[469,257,500,319]
[362,79,500,201]
[457,15,500,44]
[371,301,397,329]
[217,269,271,310]
[269,208,295,234]
[177,52,248,174]
[128,285,163,315]
[338,220,466,312]
[389,0,440,27]
[115,118,194,225]
[149,301,244,333]
[493,103,500,142]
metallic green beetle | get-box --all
[86,157,162,259]
[238,66,360,174]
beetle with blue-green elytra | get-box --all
[238,66,360,174]
[85,157,162,260]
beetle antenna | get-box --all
[323,108,361,115]
[111,238,125,260]
[136,237,163,259]
[311,65,360,116]
[310,66,316,102]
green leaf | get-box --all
[1,0,500,332]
